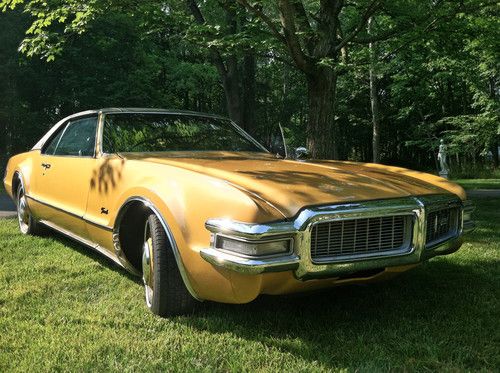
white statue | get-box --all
[437,139,449,178]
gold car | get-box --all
[3,108,475,317]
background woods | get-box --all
[0,0,498,175]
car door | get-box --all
[33,115,99,238]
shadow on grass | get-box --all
[32,196,498,369]
[178,258,497,369]
[42,228,141,284]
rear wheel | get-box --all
[142,213,197,317]
[16,184,42,235]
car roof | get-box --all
[31,108,233,151]
[69,107,229,120]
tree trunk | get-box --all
[489,77,498,169]
[221,56,243,126]
[306,68,338,159]
[492,141,499,169]
[186,0,245,126]
[280,65,294,130]
[368,17,381,163]
[241,52,256,132]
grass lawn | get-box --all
[454,179,500,190]
[0,199,499,372]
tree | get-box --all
[0,0,497,168]
[185,0,258,130]
[368,16,381,163]
[239,0,499,158]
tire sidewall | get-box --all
[142,213,197,317]
[16,184,34,235]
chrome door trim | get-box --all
[38,219,131,271]
[26,194,113,232]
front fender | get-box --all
[110,173,284,303]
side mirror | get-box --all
[248,124,289,158]
[295,146,309,159]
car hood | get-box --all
[121,151,457,218]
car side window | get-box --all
[42,124,67,155]
[50,117,98,157]
[102,118,117,154]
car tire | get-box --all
[142,213,197,317]
[16,184,43,236]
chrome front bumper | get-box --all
[200,195,475,280]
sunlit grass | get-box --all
[0,198,498,371]
[454,178,500,190]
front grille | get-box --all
[426,207,460,247]
[310,215,413,262]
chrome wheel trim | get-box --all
[142,221,154,308]
[17,190,30,234]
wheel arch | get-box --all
[12,171,22,197]
[12,170,30,200]
[112,196,202,301]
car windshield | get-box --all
[102,113,266,153]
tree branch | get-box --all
[236,0,286,44]
[313,0,344,58]
[335,0,381,52]
[257,52,295,67]
[239,0,311,73]
[351,27,401,44]
[185,0,228,76]
[277,0,312,72]
[291,0,312,32]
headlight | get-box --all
[214,235,292,257]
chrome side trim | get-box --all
[25,194,113,231]
[113,197,202,301]
[39,219,125,268]
[85,218,112,231]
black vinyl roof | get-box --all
[75,107,228,120]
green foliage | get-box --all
[1,0,103,60]
[0,0,498,169]
[440,115,499,155]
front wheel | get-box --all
[142,213,198,317]
[16,184,42,235]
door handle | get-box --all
[41,163,51,169]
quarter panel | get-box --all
[3,151,37,201]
